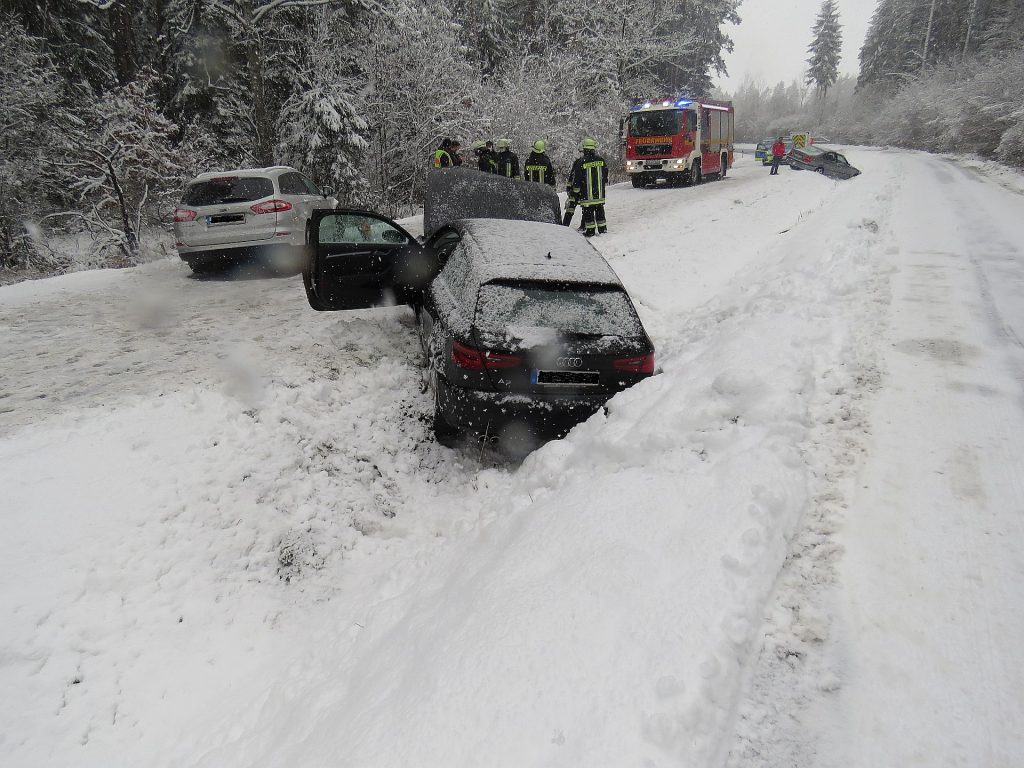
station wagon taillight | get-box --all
[613,352,655,374]
[173,208,197,222]
[250,199,293,215]
[451,341,522,370]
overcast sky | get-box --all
[714,0,877,94]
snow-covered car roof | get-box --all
[456,219,624,288]
[190,166,296,181]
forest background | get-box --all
[1,0,1022,275]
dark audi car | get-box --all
[302,170,655,451]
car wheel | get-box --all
[431,375,459,446]
[433,402,459,447]
[188,261,220,275]
[815,166,825,174]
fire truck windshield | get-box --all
[628,109,682,137]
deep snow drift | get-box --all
[2,150,1022,767]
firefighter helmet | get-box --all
[579,137,598,151]
[532,140,546,153]
[496,138,511,149]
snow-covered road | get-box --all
[1,149,1022,767]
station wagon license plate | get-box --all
[532,369,600,386]
[207,213,245,225]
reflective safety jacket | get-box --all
[569,151,608,204]
[524,151,556,185]
[495,149,520,179]
[432,148,453,168]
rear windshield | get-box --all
[628,109,682,137]
[183,177,274,206]
[475,282,643,347]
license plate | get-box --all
[532,369,600,386]
[207,213,245,225]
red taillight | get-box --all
[174,208,197,222]
[250,199,293,215]
[452,340,484,370]
[482,350,522,369]
[452,341,522,370]
[613,352,655,374]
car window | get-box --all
[475,281,643,348]
[318,213,407,245]
[279,172,306,195]
[183,177,273,206]
[299,174,322,196]
[836,154,849,165]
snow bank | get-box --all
[1,155,895,767]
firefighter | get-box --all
[569,137,608,236]
[473,140,498,173]
[432,138,454,169]
[450,139,464,166]
[494,138,520,179]
[524,140,556,186]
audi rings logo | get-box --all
[556,357,583,368]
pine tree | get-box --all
[858,0,920,87]
[806,0,843,99]
[276,10,370,204]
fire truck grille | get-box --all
[634,143,672,157]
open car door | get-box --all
[422,168,561,238]
[303,209,436,311]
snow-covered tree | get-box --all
[276,9,369,204]
[649,0,742,96]
[362,0,480,215]
[0,18,63,269]
[806,0,843,99]
[46,74,187,264]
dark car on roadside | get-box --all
[788,145,861,179]
[302,169,656,452]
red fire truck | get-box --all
[624,97,735,188]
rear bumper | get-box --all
[177,243,307,270]
[437,377,613,441]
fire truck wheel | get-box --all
[691,161,702,185]
[720,154,728,178]
[631,175,644,189]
